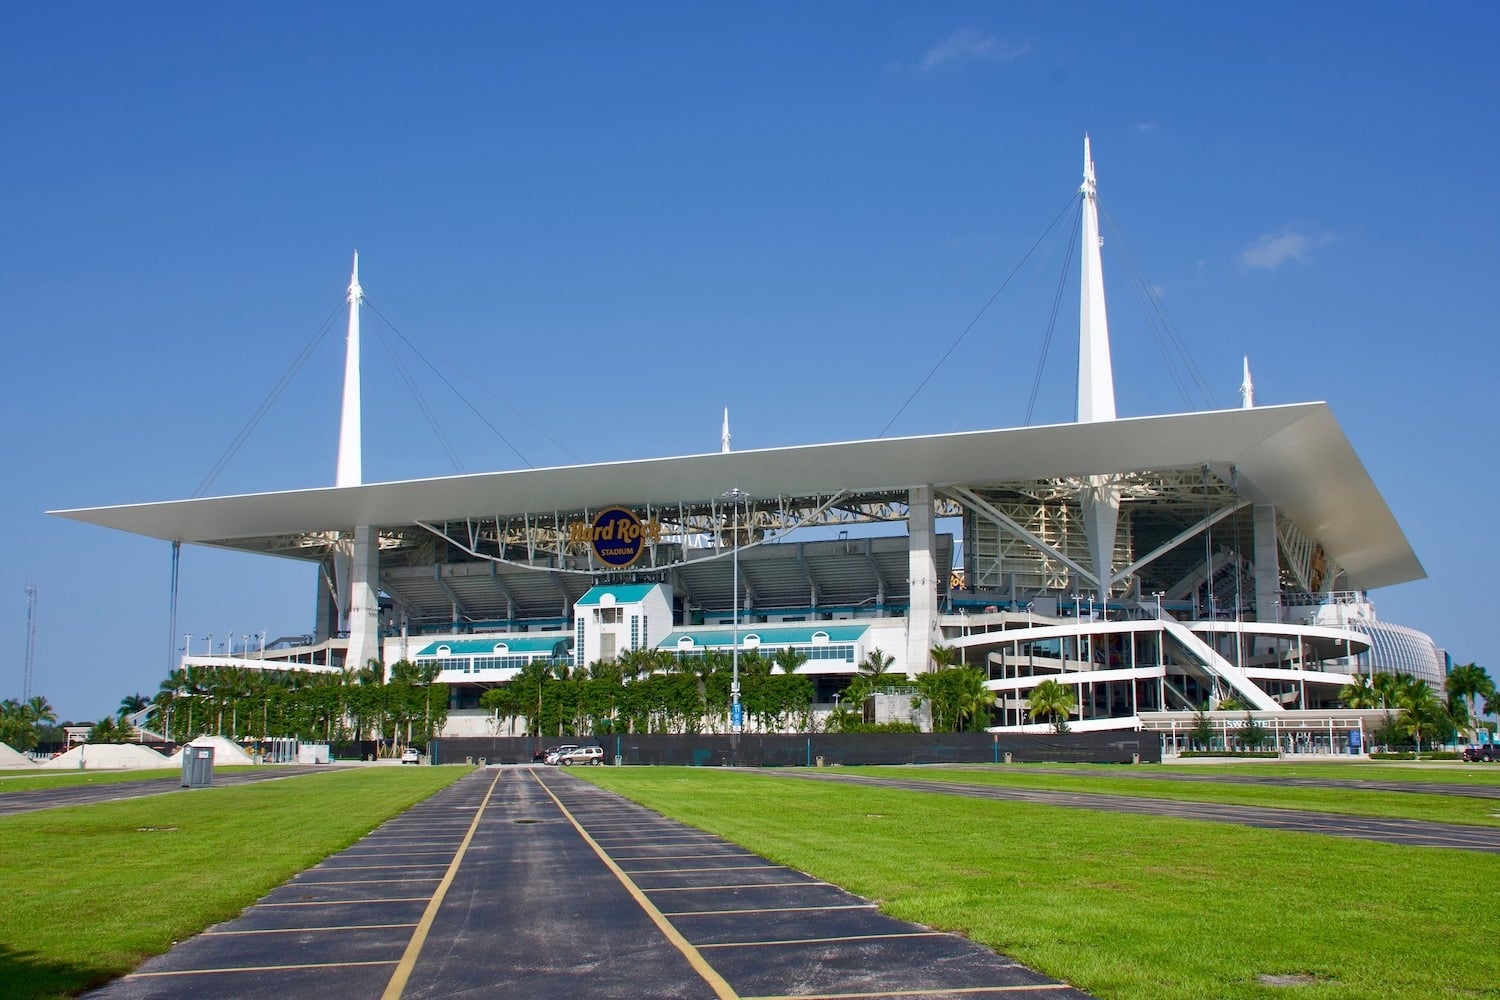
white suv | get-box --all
[557,745,604,766]
[543,745,579,765]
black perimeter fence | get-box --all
[431,730,1156,767]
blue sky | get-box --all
[3,4,1495,721]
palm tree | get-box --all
[1395,679,1448,757]
[1340,674,1378,709]
[772,646,808,676]
[1027,679,1074,733]
[949,668,995,731]
[1445,663,1496,741]
[929,644,960,671]
[1370,671,1404,711]
[846,648,896,707]
[27,695,57,728]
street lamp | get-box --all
[1152,591,1164,619]
[724,487,749,734]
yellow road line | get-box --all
[532,770,739,1000]
[381,769,504,1000]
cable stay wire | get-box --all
[370,320,466,475]
[362,297,578,469]
[1023,201,1082,425]
[194,299,346,498]
[1100,203,1220,410]
[875,192,1080,438]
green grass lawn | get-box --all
[0,766,468,999]
[837,765,1500,827]
[579,768,1500,1000]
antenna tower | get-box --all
[23,585,37,702]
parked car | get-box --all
[557,745,604,766]
[543,744,579,765]
[400,747,422,764]
[1461,745,1496,762]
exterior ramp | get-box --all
[1158,616,1281,712]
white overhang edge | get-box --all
[49,402,1423,591]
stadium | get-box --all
[52,140,1440,752]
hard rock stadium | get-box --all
[52,139,1441,751]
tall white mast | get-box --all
[1076,136,1120,604]
[335,252,363,488]
[1240,356,1255,408]
[1077,134,1117,424]
[721,408,731,453]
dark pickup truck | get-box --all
[1461,745,1497,762]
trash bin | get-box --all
[466,756,474,765]
[614,755,623,767]
[477,757,487,767]
[1003,751,1013,764]
[1131,752,1141,765]
[815,755,826,768]
[181,746,214,788]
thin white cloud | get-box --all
[1134,121,1160,135]
[1238,230,1335,271]
[919,30,1032,72]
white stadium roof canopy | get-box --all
[50,402,1422,591]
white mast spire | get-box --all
[335,252,363,487]
[1240,355,1255,408]
[721,407,731,453]
[1077,134,1116,423]
[1076,136,1120,605]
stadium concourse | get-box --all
[52,140,1443,753]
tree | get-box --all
[1027,679,1074,733]
[929,644,960,671]
[1395,679,1448,757]
[845,648,896,707]
[88,715,132,744]
[1236,712,1271,750]
[1191,703,1215,750]
[1445,663,1496,741]
[1339,674,1378,709]
[916,666,994,732]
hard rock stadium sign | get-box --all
[567,507,663,568]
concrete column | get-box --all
[1253,504,1280,623]
[346,525,382,676]
[907,486,939,675]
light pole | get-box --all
[724,487,749,734]
[1152,591,1164,618]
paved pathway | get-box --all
[944,764,1500,799]
[89,767,1088,999]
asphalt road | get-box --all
[753,769,1500,853]
[87,767,1089,999]
[941,763,1500,799]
